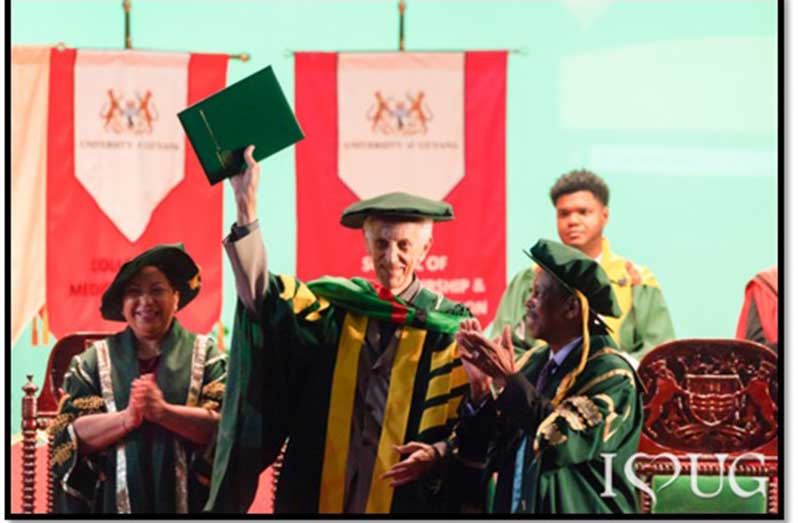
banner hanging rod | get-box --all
[283,48,527,58]
[53,42,250,61]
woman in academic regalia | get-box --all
[50,244,227,514]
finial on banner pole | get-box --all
[123,0,132,49]
[399,0,406,51]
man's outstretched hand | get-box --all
[381,442,442,487]
[457,324,516,389]
[229,144,260,226]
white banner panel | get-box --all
[338,53,464,200]
[74,50,189,242]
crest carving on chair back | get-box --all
[638,339,778,454]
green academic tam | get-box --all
[526,239,621,318]
[340,192,454,229]
[100,244,201,321]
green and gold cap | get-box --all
[100,243,202,321]
[340,192,454,229]
[526,239,620,318]
[526,239,622,406]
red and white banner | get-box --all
[295,52,507,325]
[46,49,228,338]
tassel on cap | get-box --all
[552,290,590,406]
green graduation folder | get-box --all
[178,65,304,185]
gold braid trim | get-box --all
[574,369,636,396]
[563,396,603,427]
[51,441,77,467]
[538,415,567,446]
[533,411,568,454]
[72,395,105,411]
[535,395,607,454]
[593,394,621,443]
[587,347,620,362]
[556,405,586,431]
[622,404,632,422]
[47,413,75,437]
[200,381,225,401]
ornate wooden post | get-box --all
[639,480,652,513]
[40,418,55,512]
[21,375,38,513]
[769,474,779,514]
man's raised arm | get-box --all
[223,144,268,315]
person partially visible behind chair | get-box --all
[736,266,778,352]
[490,169,675,363]
[50,244,227,514]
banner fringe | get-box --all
[31,314,38,346]
[41,305,50,345]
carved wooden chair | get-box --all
[20,332,109,514]
[636,338,779,514]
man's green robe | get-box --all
[478,335,643,514]
[489,239,675,361]
[206,273,477,514]
[50,320,227,514]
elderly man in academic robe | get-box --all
[205,146,483,514]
